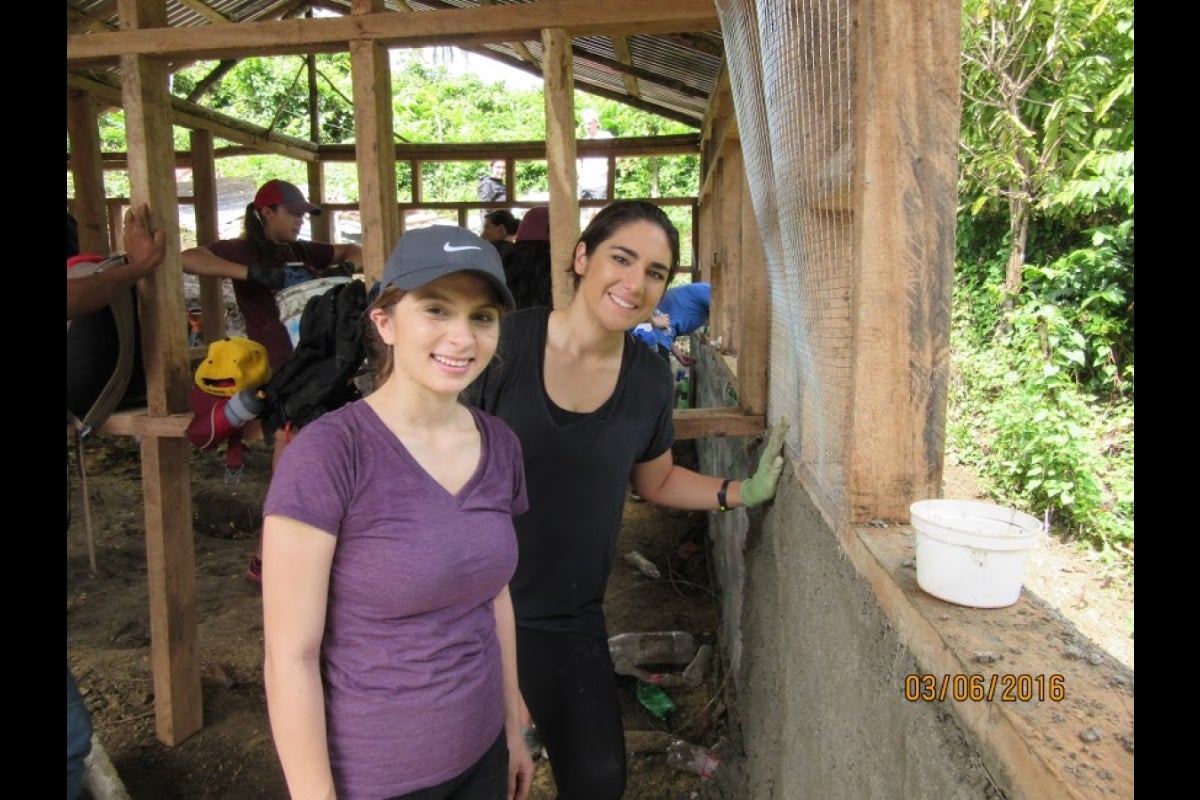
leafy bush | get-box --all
[947,283,1134,561]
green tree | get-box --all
[959,0,1134,304]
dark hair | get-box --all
[240,201,286,269]
[486,209,520,236]
[503,240,554,310]
[569,201,680,289]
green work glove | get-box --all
[740,417,790,508]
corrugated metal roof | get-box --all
[66,0,724,129]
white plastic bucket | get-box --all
[275,276,351,347]
[910,499,1043,608]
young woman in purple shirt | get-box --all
[262,226,534,800]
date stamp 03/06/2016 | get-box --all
[904,673,1065,703]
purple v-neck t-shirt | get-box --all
[264,400,527,799]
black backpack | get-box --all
[260,279,369,438]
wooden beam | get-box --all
[350,0,399,284]
[189,129,228,345]
[611,36,642,99]
[77,134,702,171]
[306,48,333,244]
[845,0,961,521]
[185,60,238,104]
[673,408,765,441]
[460,45,703,127]
[737,158,769,417]
[96,406,754,450]
[176,0,232,25]
[67,73,319,162]
[118,0,201,748]
[68,0,721,66]
[67,0,118,35]
[476,0,540,66]
[542,26,578,310]
[66,89,111,255]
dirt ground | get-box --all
[66,433,1132,800]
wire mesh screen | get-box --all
[717,0,854,526]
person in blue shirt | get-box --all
[631,281,711,366]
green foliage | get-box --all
[950,0,1133,565]
[947,287,1134,558]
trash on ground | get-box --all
[636,681,677,720]
[666,739,720,778]
[609,631,711,687]
[624,549,661,578]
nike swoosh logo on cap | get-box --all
[443,243,483,252]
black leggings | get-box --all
[386,729,508,800]
[517,627,626,800]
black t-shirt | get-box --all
[464,307,674,634]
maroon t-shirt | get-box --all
[206,238,336,371]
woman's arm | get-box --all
[630,418,789,510]
[262,514,338,800]
[67,204,166,320]
[330,243,363,267]
[493,585,533,800]
[630,451,736,509]
[180,245,250,280]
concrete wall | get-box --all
[690,348,1134,800]
[693,350,1005,798]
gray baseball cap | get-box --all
[381,225,515,310]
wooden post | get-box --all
[542,27,579,309]
[66,89,110,254]
[118,0,202,748]
[189,129,226,345]
[350,0,398,286]
[846,0,961,521]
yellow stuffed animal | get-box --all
[193,336,271,398]
[186,337,273,482]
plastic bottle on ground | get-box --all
[666,739,720,778]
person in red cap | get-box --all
[502,206,553,310]
[182,179,362,582]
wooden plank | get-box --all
[68,0,722,66]
[542,26,578,310]
[98,409,264,442]
[66,89,110,255]
[350,0,399,285]
[737,161,768,416]
[118,0,202,747]
[139,435,202,747]
[188,129,228,345]
[79,135,702,169]
[306,53,333,244]
[845,0,960,521]
[673,407,765,440]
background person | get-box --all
[650,281,711,366]
[501,206,553,311]
[67,203,166,800]
[465,201,787,799]
[483,209,520,260]
[262,225,533,800]
[577,109,614,201]
[181,178,363,582]
[479,159,508,223]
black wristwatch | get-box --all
[717,478,733,512]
